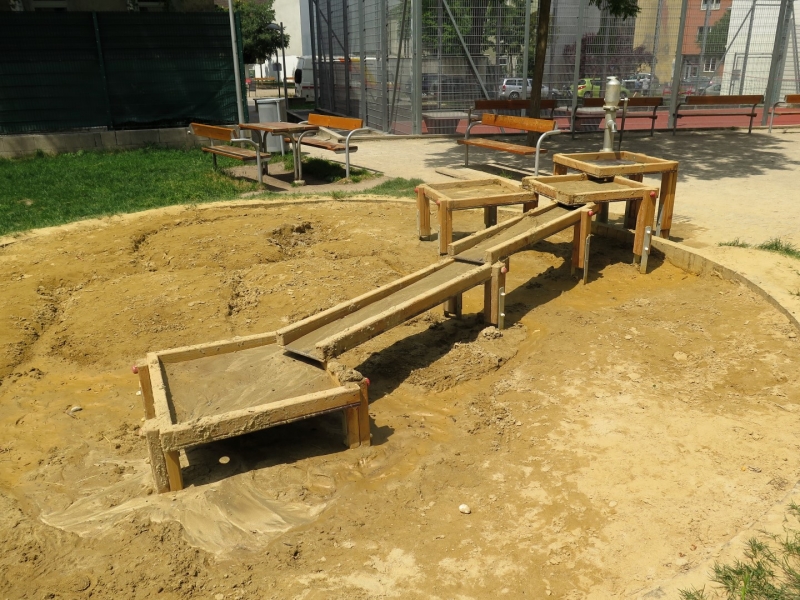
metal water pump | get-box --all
[602,76,622,152]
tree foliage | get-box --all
[697,8,731,57]
[562,25,653,79]
[226,0,290,65]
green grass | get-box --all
[270,153,378,184]
[719,238,800,260]
[680,503,800,600]
[0,147,257,236]
[358,177,423,197]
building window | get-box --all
[32,0,67,10]
[498,56,508,66]
[701,0,721,9]
[704,57,718,72]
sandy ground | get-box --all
[1,200,799,599]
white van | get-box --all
[294,56,315,101]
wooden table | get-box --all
[416,178,538,254]
[522,173,660,270]
[551,151,679,238]
[240,122,319,185]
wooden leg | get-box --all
[144,426,170,494]
[444,294,462,318]
[633,191,657,260]
[417,187,431,240]
[624,173,644,229]
[484,206,498,228]
[658,169,678,239]
[137,364,156,420]
[344,407,360,449]
[165,450,183,492]
[484,261,507,326]
[553,163,568,176]
[438,203,452,255]
[598,203,609,223]
[358,380,371,446]
[578,208,591,266]
[522,192,539,213]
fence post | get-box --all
[570,0,587,136]
[381,0,390,131]
[738,0,757,94]
[411,0,422,134]
[668,0,689,130]
[521,0,532,100]
[309,0,320,107]
[762,0,792,123]
[358,0,367,123]
[226,1,245,125]
[91,12,114,131]
[342,0,352,116]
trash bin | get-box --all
[254,98,287,152]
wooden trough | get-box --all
[136,332,370,493]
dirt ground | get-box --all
[1,200,799,599]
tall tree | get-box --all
[527,0,640,143]
[697,7,731,57]
[224,0,290,65]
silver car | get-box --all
[498,78,549,99]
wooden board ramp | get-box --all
[277,259,493,363]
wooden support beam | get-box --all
[137,361,156,420]
[358,379,371,445]
[438,201,453,255]
[165,450,183,492]
[658,169,678,238]
[417,186,431,239]
[444,293,462,318]
[344,407,361,449]
[155,332,277,364]
[159,386,361,452]
[147,353,174,426]
[522,193,539,213]
[633,191,657,259]
[143,423,170,494]
[578,208,592,266]
[484,260,508,326]
[484,206,498,228]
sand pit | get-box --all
[1,199,799,599]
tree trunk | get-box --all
[527,0,551,145]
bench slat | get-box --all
[283,136,355,154]
[308,113,363,131]
[684,94,763,106]
[191,123,234,142]
[457,138,548,156]
[481,113,556,133]
[202,146,259,161]
[675,110,757,116]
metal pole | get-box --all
[381,0,390,131]
[441,0,490,98]
[570,0,588,136]
[309,0,320,106]
[326,0,337,112]
[280,23,289,101]
[521,0,532,100]
[341,5,352,115]
[227,0,245,125]
[650,0,665,95]
[668,0,690,129]
[411,0,422,133]
[698,1,712,87]
[358,0,367,122]
[763,0,792,124]
[739,0,757,94]
[791,2,800,92]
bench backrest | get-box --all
[785,94,800,104]
[582,97,663,108]
[684,94,763,106]
[481,113,556,133]
[308,113,363,130]
[190,123,234,142]
[474,99,556,118]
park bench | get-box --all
[458,114,561,174]
[768,94,800,133]
[467,98,557,124]
[672,94,764,134]
[572,97,663,144]
[189,123,266,184]
[286,113,371,178]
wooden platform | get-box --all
[137,333,370,494]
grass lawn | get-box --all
[0,148,422,237]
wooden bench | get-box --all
[672,95,764,134]
[572,97,663,145]
[467,98,557,123]
[189,123,266,184]
[769,94,800,133]
[288,113,371,178]
[458,114,561,174]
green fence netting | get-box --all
[0,12,247,135]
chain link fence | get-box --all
[309,0,800,133]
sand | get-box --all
[1,199,799,599]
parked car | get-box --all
[568,77,630,99]
[498,78,550,99]
[701,82,721,96]
[421,74,469,99]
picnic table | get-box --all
[240,122,319,185]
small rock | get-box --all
[69,406,83,414]
[459,504,471,514]
[608,500,617,508]
[627,373,641,382]
[216,594,224,600]
[136,390,142,396]
[515,421,522,426]
[624,334,632,340]
[675,557,688,567]
[673,351,688,362]
[790,332,797,339]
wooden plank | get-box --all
[551,151,678,177]
[443,191,536,211]
[525,174,658,204]
[485,261,507,326]
[785,94,800,103]
[159,386,361,452]
[482,113,556,133]
[421,178,503,191]
[143,422,170,493]
[578,207,592,265]
[684,94,763,106]
[315,263,492,360]
[438,203,453,255]
[626,97,663,107]
[308,113,364,130]
[157,332,277,364]
[483,204,597,264]
[658,169,678,238]
[165,450,183,492]
[147,353,175,426]
[191,123,234,142]
[137,361,156,420]
[277,260,454,346]
[202,146,259,161]
[417,185,431,239]
[458,139,540,156]
[449,201,559,257]
[633,191,657,256]
[358,380,370,445]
